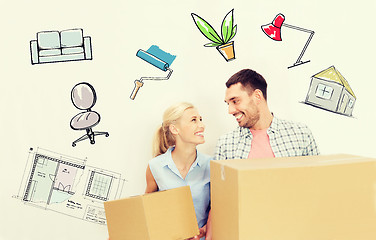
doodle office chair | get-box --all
[70,82,109,147]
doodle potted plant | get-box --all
[191,9,237,62]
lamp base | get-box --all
[288,60,310,69]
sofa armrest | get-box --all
[83,36,92,60]
[30,40,39,64]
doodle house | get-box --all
[304,66,356,117]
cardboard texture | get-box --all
[211,154,376,240]
[104,186,199,240]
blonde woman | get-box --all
[146,102,212,240]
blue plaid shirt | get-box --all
[214,116,319,160]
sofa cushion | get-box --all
[61,29,83,48]
[37,31,61,49]
[39,53,85,63]
[62,47,84,55]
[39,49,62,57]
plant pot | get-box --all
[216,41,235,62]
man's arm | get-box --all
[214,137,226,160]
[304,128,320,156]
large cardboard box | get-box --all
[211,154,376,240]
[104,186,199,240]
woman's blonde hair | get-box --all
[152,102,194,157]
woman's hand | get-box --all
[186,225,206,240]
[187,209,212,240]
[205,210,212,240]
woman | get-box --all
[145,102,212,240]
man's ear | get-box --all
[253,89,263,103]
[169,124,179,135]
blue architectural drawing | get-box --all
[14,147,126,225]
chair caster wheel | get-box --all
[72,143,76,147]
[106,133,109,137]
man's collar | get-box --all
[268,115,278,134]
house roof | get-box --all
[312,66,356,98]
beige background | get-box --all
[1,0,375,239]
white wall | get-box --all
[1,0,375,239]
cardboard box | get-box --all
[211,154,376,240]
[104,186,199,240]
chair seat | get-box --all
[70,111,100,130]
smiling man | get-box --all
[214,69,319,160]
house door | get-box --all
[339,94,349,114]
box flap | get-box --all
[143,186,199,240]
[104,196,149,240]
[213,154,376,170]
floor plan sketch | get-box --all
[85,171,114,201]
[14,147,126,225]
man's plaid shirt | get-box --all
[214,116,319,160]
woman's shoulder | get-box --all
[149,149,171,167]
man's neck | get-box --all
[251,110,273,130]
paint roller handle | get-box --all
[130,80,144,100]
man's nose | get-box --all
[228,104,236,115]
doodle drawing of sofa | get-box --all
[30,28,92,64]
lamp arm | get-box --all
[282,23,313,34]
[296,31,314,64]
[283,23,315,67]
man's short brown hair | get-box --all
[226,69,268,100]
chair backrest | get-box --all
[71,82,97,110]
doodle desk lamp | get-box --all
[130,47,174,100]
[261,13,315,69]
[70,82,109,147]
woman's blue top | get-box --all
[149,146,212,228]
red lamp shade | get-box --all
[261,13,285,41]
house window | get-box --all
[315,84,333,100]
[348,99,354,108]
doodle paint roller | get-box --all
[130,46,175,100]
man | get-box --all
[214,69,319,160]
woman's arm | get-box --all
[145,164,158,193]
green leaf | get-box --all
[221,9,234,43]
[204,42,222,47]
[228,24,237,42]
[191,13,223,44]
